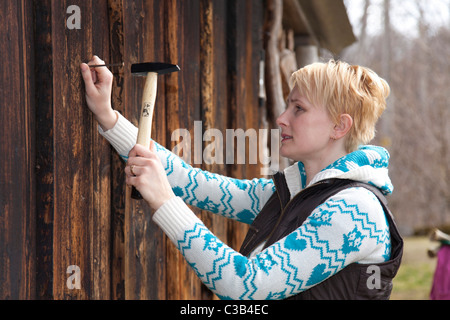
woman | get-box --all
[80,56,402,300]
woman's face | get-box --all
[276,85,336,162]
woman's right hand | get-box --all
[80,55,117,131]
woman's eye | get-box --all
[295,105,304,112]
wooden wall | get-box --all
[0,0,264,299]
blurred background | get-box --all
[342,0,450,299]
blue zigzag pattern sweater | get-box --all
[100,112,393,300]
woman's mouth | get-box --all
[281,134,293,143]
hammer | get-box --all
[130,62,180,199]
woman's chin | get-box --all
[279,146,291,159]
[279,146,302,162]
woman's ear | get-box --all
[333,114,353,140]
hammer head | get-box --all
[131,62,180,76]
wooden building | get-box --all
[0,0,354,300]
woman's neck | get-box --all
[301,145,348,186]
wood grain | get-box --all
[0,0,36,300]
[0,0,266,300]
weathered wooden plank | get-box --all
[264,0,285,130]
[163,0,183,301]
[107,0,126,300]
[89,0,113,300]
[51,0,111,299]
[122,0,144,299]
[149,0,170,300]
[224,0,264,253]
[0,0,36,300]
[198,0,229,300]
[234,0,265,180]
[52,0,91,299]
[264,0,290,172]
[34,0,55,300]
[165,0,203,300]
[123,0,167,300]
[19,0,37,300]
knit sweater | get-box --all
[99,111,393,300]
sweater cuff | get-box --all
[98,111,138,158]
[152,197,201,244]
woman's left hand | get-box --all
[125,142,175,211]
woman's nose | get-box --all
[276,110,288,127]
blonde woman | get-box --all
[81,57,403,300]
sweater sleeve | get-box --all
[153,187,391,300]
[98,111,138,161]
[98,111,275,224]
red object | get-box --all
[430,245,450,300]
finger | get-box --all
[128,145,138,159]
[91,68,98,84]
[80,63,98,95]
[86,55,105,74]
[84,55,98,66]
[89,55,105,65]
[125,165,132,176]
[127,144,158,170]
[125,164,140,177]
[93,65,113,85]
[132,144,154,158]
[125,175,139,187]
[127,155,154,168]
[89,56,113,84]
[150,140,156,152]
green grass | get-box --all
[390,236,437,300]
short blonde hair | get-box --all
[290,60,390,152]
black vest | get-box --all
[239,173,403,300]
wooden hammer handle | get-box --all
[131,72,158,200]
[136,72,158,148]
